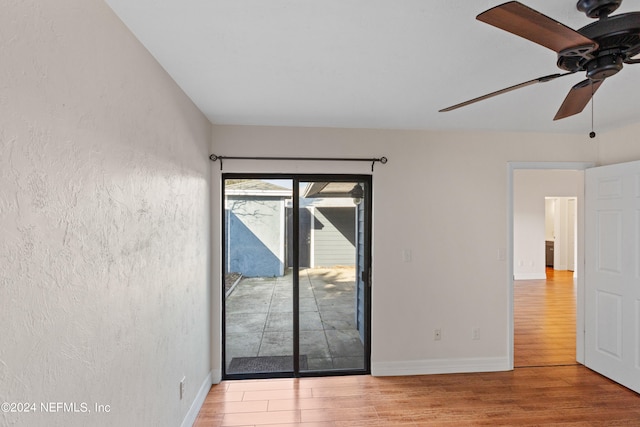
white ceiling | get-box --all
[105,0,640,134]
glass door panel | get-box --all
[298,180,366,372]
[224,178,294,376]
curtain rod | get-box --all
[209,154,388,172]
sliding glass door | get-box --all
[223,175,371,379]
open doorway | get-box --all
[515,194,577,368]
[508,162,593,369]
[545,197,577,276]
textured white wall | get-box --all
[1,1,211,426]
[210,125,600,376]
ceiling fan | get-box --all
[440,0,640,120]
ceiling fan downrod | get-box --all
[577,0,622,19]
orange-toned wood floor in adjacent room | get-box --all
[194,268,640,426]
[514,267,576,368]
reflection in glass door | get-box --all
[223,175,370,379]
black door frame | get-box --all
[222,173,372,380]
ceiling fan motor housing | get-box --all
[585,52,624,79]
[557,12,640,74]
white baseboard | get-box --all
[181,371,213,427]
[371,357,510,377]
[514,272,546,280]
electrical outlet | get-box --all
[472,327,480,340]
[434,329,442,341]
[180,377,186,400]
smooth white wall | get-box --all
[552,197,577,271]
[545,198,555,241]
[598,122,640,165]
[513,171,583,280]
[1,1,211,426]
[211,125,599,375]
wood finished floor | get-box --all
[514,268,576,368]
[195,269,640,426]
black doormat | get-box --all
[228,355,307,374]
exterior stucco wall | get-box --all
[226,197,285,277]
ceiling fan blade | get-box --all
[439,72,574,112]
[554,79,604,120]
[477,1,598,54]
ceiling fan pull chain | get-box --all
[590,80,596,138]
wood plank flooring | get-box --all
[514,268,576,367]
[195,269,640,426]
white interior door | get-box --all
[585,160,640,393]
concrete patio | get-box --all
[225,267,365,374]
